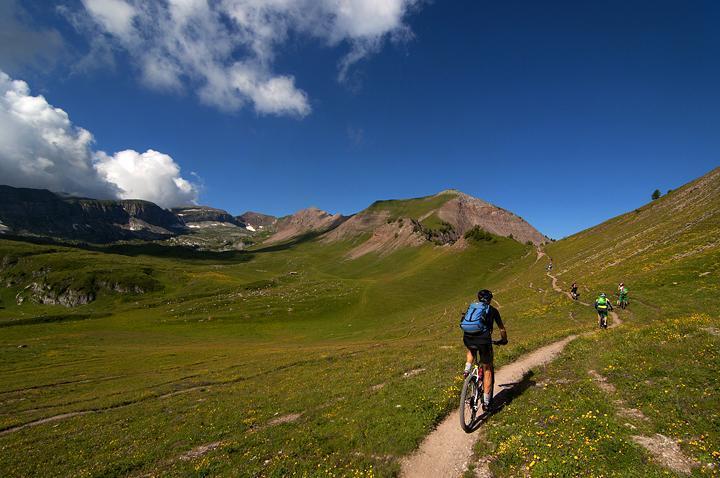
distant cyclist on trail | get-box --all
[594,292,614,329]
[460,289,508,410]
[617,282,629,307]
[570,282,579,300]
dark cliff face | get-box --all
[0,187,79,234]
[117,200,185,229]
[172,206,245,227]
[0,185,187,243]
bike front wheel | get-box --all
[459,374,481,432]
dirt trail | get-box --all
[400,336,578,477]
[546,272,622,328]
[546,271,591,307]
[546,271,622,326]
[401,250,622,477]
[0,410,96,437]
[588,370,699,474]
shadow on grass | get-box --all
[2,220,344,260]
[466,370,537,433]
[0,234,255,262]
[248,230,327,253]
[0,312,112,328]
[101,242,253,261]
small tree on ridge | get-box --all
[651,189,661,200]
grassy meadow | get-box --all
[0,228,590,477]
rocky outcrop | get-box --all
[264,208,345,244]
[16,282,95,307]
[13,277,155,307]
[436,192,546,245]
[0,185,187,243]
[3,254,161,307]
[172,206,246,227]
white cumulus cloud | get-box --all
[95,149,198,208]
[0,70,198,208]
[71,0,419,116]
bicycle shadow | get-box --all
[466,370,537,432]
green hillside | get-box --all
[364,190,459,220]
[547,166,720,317]
[471,167,720,477]
[0,168,718,477]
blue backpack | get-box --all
[460,302,492,333]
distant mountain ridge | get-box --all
[0,185,185,243]
[0,185,547,253]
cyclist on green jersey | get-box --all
[618,282,629,305]
[594,293,613,328]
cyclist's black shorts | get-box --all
[597,309,609,317]
[463,334,494,364]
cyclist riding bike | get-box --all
[618,282,629,307]
[570,282,579,300]
[594,292,613,328]
[461,289,508,410]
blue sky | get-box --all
[1,0,719,238]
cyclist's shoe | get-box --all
[482,398,494,412]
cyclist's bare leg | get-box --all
[482,363,493,396]
[463,349,476,375]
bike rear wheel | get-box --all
[459,374,481,432]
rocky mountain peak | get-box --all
[264,207,346,244]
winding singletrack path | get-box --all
[546,270,621,327]
[399,335,578,477]
[400,250,621,477]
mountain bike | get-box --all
[459,340,505,432]
[598,311,610,329]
